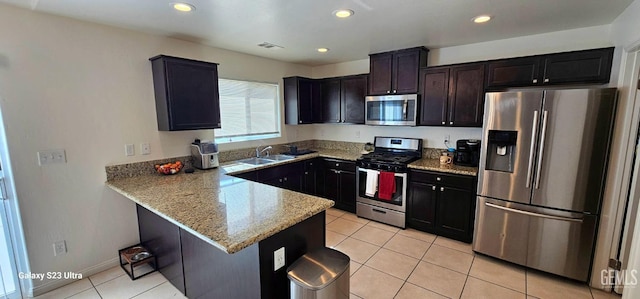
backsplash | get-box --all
[105,139,448,180]
[105,156,193,181]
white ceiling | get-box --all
[2,0,634,66]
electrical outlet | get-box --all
[274,247,285,271]
[125,144,135,156]
[37,149,67,166]
[444,135,450,144]
[141,143,151,155]
[53,240,67,256]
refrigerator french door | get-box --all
[474,88,617,281]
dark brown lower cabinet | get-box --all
[230,157,356,213]
[181,232,261,298]
[407,181,437,231]
[138,204,325,299]
[137,205,185,294]
[302,158,322,196]
[408,170,477,243]
[322,159,356,213]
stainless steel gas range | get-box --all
[355,137,422,228]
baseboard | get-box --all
[28,257,120,297]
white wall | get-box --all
[0,4,310,294]
[611,0,640,51]
[309,25,614,148]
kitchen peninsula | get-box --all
[106,165,333,299]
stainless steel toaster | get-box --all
[190,141,219,169]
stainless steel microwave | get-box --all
[365,94,418,126]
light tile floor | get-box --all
[35,208,623,299]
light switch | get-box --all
[37,149,67,166]
[125,144,135,156]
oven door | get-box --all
[356,167,408,212]
[365,95,417,126]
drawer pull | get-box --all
[372,208,387,214]
[436,177,441,181]
[432,186,436,191]
[440,187,445,192]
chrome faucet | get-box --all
[256,145,272,158]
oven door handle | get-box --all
[357,168,406,177]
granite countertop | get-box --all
[408,158,478,176]
[106,168,333,254]
[105,145,475,254]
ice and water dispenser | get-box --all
[485,130,517,173]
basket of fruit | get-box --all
[155,161,183,175]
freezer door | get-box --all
[531,89,617,213]
[473,197,529,266]
[526,207,597,282]
[477,91,543,204]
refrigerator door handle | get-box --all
[534,110,549,189]
[485,202,583,223]
[526,110,539,188]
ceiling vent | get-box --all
[258,42,284,49]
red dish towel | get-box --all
[378,171,396,200]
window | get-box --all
[214,78,280,143]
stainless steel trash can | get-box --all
[287,247,350,299]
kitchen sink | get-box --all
[262,154,295,161]
[237,157,275,165]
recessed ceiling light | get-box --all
[334,9,354,18]
[173,2,195,12]
[473,15,491,23]
[317,48,329,53]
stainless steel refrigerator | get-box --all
[473,88,617,281]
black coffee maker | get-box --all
[454,139,481,167]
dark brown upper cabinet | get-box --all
[419,63,485,127]
[369,47,428,95]
[150,55,221,131]
[284,77,321,124]
[486,47,614,89]
[321,74,368,124]
[320,78,341,123]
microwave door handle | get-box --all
[403,99,408,120]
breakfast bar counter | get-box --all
[106,168,332,253]
[106,166,333,299]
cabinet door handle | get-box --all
[299,120,302,123]
[279,179,283,183]
[532,79,538,84]
[432,185,436,191]
[393,90,397,93]
[305,171,309,175]
[336,119,340,123]
[544,78,549,83]
[336,163,339,167]
[441,121,445,125]
[284,177,288,182]
[387,90,391,94]
[449,121,453,125]
[440,187,445,192]
[436,177,441,181]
